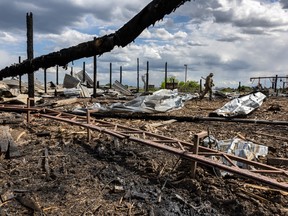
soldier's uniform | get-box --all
[200,73,214,100]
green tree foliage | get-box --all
[178,80,200,92]
[161,76,200,92]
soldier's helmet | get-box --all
[209,73,214,77]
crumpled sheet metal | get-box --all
[218,137,268,169]
[212,92,266,117]
[73,89,195,114]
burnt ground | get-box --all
[0,95,288,216]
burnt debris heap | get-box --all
[0,0,189,79]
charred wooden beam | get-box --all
[0,0,189,79]
[27,12,35,105]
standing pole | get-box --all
[93,54,97,98]
[19,56,22,93]
[165,62,168,89]
[184,64,187,83]
[146,61,149,92]
[44,68,47,93]
[137,58,139,92]
[56,65,59,85]
[109,62,112,89]
[275,75,278,95]
[120,66,123,84]
[27,12,34,106]
[82,62,86,83]
[200,79,202,93]
[71,67,73,76]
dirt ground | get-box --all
[0,95,288,216]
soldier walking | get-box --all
[200,73,214,100]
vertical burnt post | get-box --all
[275,75,278,95]
[56,65,59,85]
[93,53,97,98]
[164,62,167,89]
[184,64,187,83]
[82,62,86,83]
[200,79,202,93]
[120,66,122,84]
[44,68,47,93]
[109,62,112,89]
[145,61,149,92]
[71,66,73,76]
[137,58,139,92]
[191,131,208,178]
[19,56,22,93]
[27,12,34,106]
[238,81,241,93]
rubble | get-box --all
[0,87,287,215]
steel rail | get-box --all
[37,108,288,191]
[0,105,287,191]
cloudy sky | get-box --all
[1,0,288,88]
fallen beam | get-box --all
[267,158,288,166]
[0,0,189,78]
[89,112,288,126]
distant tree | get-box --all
[160,76,179,89]
[161,76,200,93]
[178,80,200,93]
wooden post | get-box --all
[71,66,73,76]
[275,75,278,96]
[27,12,34,106]
[82,62,86,83]
[26,98,34,124]
[120,66,122,84]
[19,56,22,93]
[109,62,112,89]
[56,65,59,85]
[44,68,47,93]
[191,131,208,178]
[93,53,97,98]
[87,110,91,141]
[146,61,149,92]
[200,79,202,93]
[137,58,139,92]
[165,62,167,89]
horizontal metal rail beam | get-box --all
[0,105,287,191]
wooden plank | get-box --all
[0,126,20,158]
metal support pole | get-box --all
[137,58,139,92]
[184,64,187,83]
[19,56,22,93]
[146,61,149,92]
[109,62,112,89]
[191,131,208,178]
[275,75,278,95]
[56,65,59,85]
[87,110,91,141]
[165,62,167,89]
[44,68,47,93]
[82,62,86,83]
[93,53,97,98]
[120,66,123,84]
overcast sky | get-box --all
[1,0,288,88]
